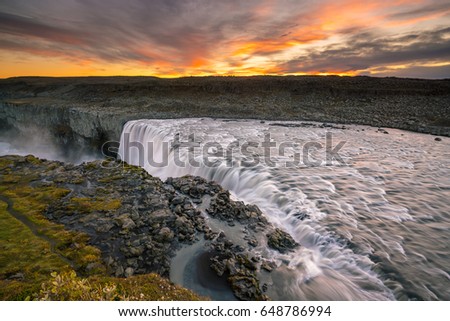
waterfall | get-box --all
[118,118,421,300]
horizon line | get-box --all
[1,74,449,81]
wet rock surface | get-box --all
[267,228,299,254]
[0,155,299,300]
[167,175,291,300]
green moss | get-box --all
[46,163,60,171]
[122,162,147,174]
[0,161,39,188]
[0,200,71,300]
[1,184,106,277]
[98,175,123,183]
[68,197,122,213]
[94,187,108,195]
[0,156,204,301]
[111,274,207,301]
[84,162,99,170]
[25,155,42,165]
[0,174,20,185]
[0,158,14,169]
[3,185,71,226]
[36,271,206,301]
[71,178,85,184]
[53,176,84,184]
[0,161,109,278]
[0,177,107,299]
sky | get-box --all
[0,0,449,78]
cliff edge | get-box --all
[1,76,449,157]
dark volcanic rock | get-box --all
[2,157,205,278]
[167,175,269,228]
[208,236,267,301]
[267,228,299,253]
[166,175,277,300]
[0,155,296,300]
[229,274,264,301]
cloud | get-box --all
[0,11,87,45]
[387,0,450,19]
[0,1,268,65]
[279,27,450,74]
[363,64,450,79]
[0,0,449,77]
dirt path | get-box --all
[0,194,77,269]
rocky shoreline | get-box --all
[1,76,449,160]
[0,155,299,300]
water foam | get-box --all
[118,118,450,300]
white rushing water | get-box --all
[118,118,450,300]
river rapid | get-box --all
[118,118,449,301]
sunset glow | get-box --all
[1,0,449,78]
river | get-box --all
[118,118,450,300]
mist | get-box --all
[0,126,99,164]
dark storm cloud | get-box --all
[0,11,87,45]
[387,0,450,19]
[279,27,450,73]
[0,0,281,65]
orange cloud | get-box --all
[191,57,209,68]
[0,0,449,78]
[230,0,418,60]
[231,32,327,57]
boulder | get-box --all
[267,228,299,253]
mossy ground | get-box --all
[1,183,104,274]
[0,155,204,301]
[36,271,204,301]
[68,196,122,213]
[0,200,70,300]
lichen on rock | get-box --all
[267,228,299,253]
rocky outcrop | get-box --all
[267,228,299,254]
[167,175,279,300]
[0,155,300,300]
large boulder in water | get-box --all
[267,228,299,253]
